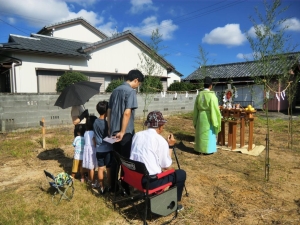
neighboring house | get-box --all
[167,69,184,87]
[184,53,300,111]
[0,17,174,93]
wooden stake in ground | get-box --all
[40,118,46,149]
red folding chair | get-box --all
[112,151,178,225]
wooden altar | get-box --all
[217,108,256,151]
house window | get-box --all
[173,80,179,83]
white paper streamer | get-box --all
[282,90,286,98]
[266,91,270,99]
[185,91,188,98]
[275,93,280,101]
[235,90,238,98]
[196,90,199,95]
[174,92,177,98]
[223,95,226,102]
[280,92,284,100]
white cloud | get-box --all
[247,24,271,38]
[129,0,158,14]
[236,53,253,60]
[98,21,118,36]
[236,52,261,60]
[64,9,104,25]
[123,16,178,40]
[202,24,246,46]
[7,17,16,24]
[0,0,103,28]
[280,18,300,31]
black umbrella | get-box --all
[54,81,101,109]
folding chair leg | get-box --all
[52,182,74,205]
[144,198,149,225]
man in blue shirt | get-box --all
[107,69,144,194]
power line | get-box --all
[134,0,247,35]
[0,18,28,35]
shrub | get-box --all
[56,71,88,92]
[140,76,163,93]
[168,82,202,91]
[105,79,124,92]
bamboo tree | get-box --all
[246,0,298,180]
[286,65,300,149]
[138,28,166,128]
[194,45,211,90]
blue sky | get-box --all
[0,0,299,78]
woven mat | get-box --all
[217,143,265,156]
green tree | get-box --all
[105,79,124,92]
[56,71,88,92]
[246,0,298,180]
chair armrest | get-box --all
[156,169,175,179]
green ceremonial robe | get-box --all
[193,90,221,154]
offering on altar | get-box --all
[245,104,255,112]
[222,83,236,109]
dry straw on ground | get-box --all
[0,111,300,224]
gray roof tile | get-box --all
[2,34,90,58]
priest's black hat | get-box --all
[204,76,212,85]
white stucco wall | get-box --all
[52,24,102,43]
[167,72,181,87]
[12,53,87,93]
[87,39,168,77]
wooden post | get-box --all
[228,122,233,148]
[218,120,226,146]
[240,114,245,148]
[231,121,237,150]
[40,118,46,149]
[248,117,254,151]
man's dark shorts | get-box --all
[96,152,112,168]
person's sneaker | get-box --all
[99,187,106,195]
[177,204,184,212]
[92,181,100,189]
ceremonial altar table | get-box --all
[217,108,256,151]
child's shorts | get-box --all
[72,159,83,173]
[96,152,111,168]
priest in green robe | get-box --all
[193,77,221,154]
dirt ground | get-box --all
[1,111,300,224]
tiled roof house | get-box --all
[184,53,300,111]
[0,17,175,93]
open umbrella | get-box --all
[54,81,101,109]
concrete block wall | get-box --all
[0,92,196,132]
